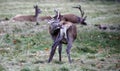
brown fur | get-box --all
[53,13,87,25]
[48,20,77,63]
[11,5,41,22]
[62,14,81,23]
[38,16,52,21]
[48,6,86,63]
[53,5,87,25]
[12,15,37,22]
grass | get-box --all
[0,0,120,71]
[0,64,6,71]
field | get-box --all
[0,0,120,71]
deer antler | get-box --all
[72,5,85,18]
[54,9,60,19]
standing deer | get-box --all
[11,5,41,22]
[48,10,77,63]
[53,5,87,25]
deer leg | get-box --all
[48,33,63,63]
[54,32,63,44]
[66,36,73,63]
[48,44,57,63]
[58,43,62,61]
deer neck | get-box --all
[34,8,39,18]
[35,11,39,18]
[35,9,40,22]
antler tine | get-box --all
[82,10,84,17]
[72,5,85,17]
[78,5,84,17]
[54,9,60,19]
[54,9,58,13]
[72,5,81,9]
[72,6,79,9]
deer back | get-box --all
[38,16,52,21]
[49,20,77,44]
[12,15,36,22]
[62,14,80,23]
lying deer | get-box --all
[53,5,87,25]
[48,10,77,63]
[38,16,52,21]
[11,5,41,22]
[11,5,52,22]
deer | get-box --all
[53,5,87,25]
[48,9,77,63]
[11,5,52,23]
[38,16,52,21]
[11,5,41,22]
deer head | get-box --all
[48,9,62,34]
[34,5,41,17]
[53,9,63,20]
[73,5,87,25]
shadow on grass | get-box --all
[33,60,45,64]
[53,60,65,64]
[59,66,69,71]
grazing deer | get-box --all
[48,10,77,63]
[11,5,41,22]
[53,5,87,25]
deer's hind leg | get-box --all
[66,34,74,63]
[58,43,62,61]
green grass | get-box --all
[0,0,120,71]
[0,64,6,71]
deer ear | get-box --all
[34,6,35,8]
[34,5,38,8]
[34,5,36,8]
